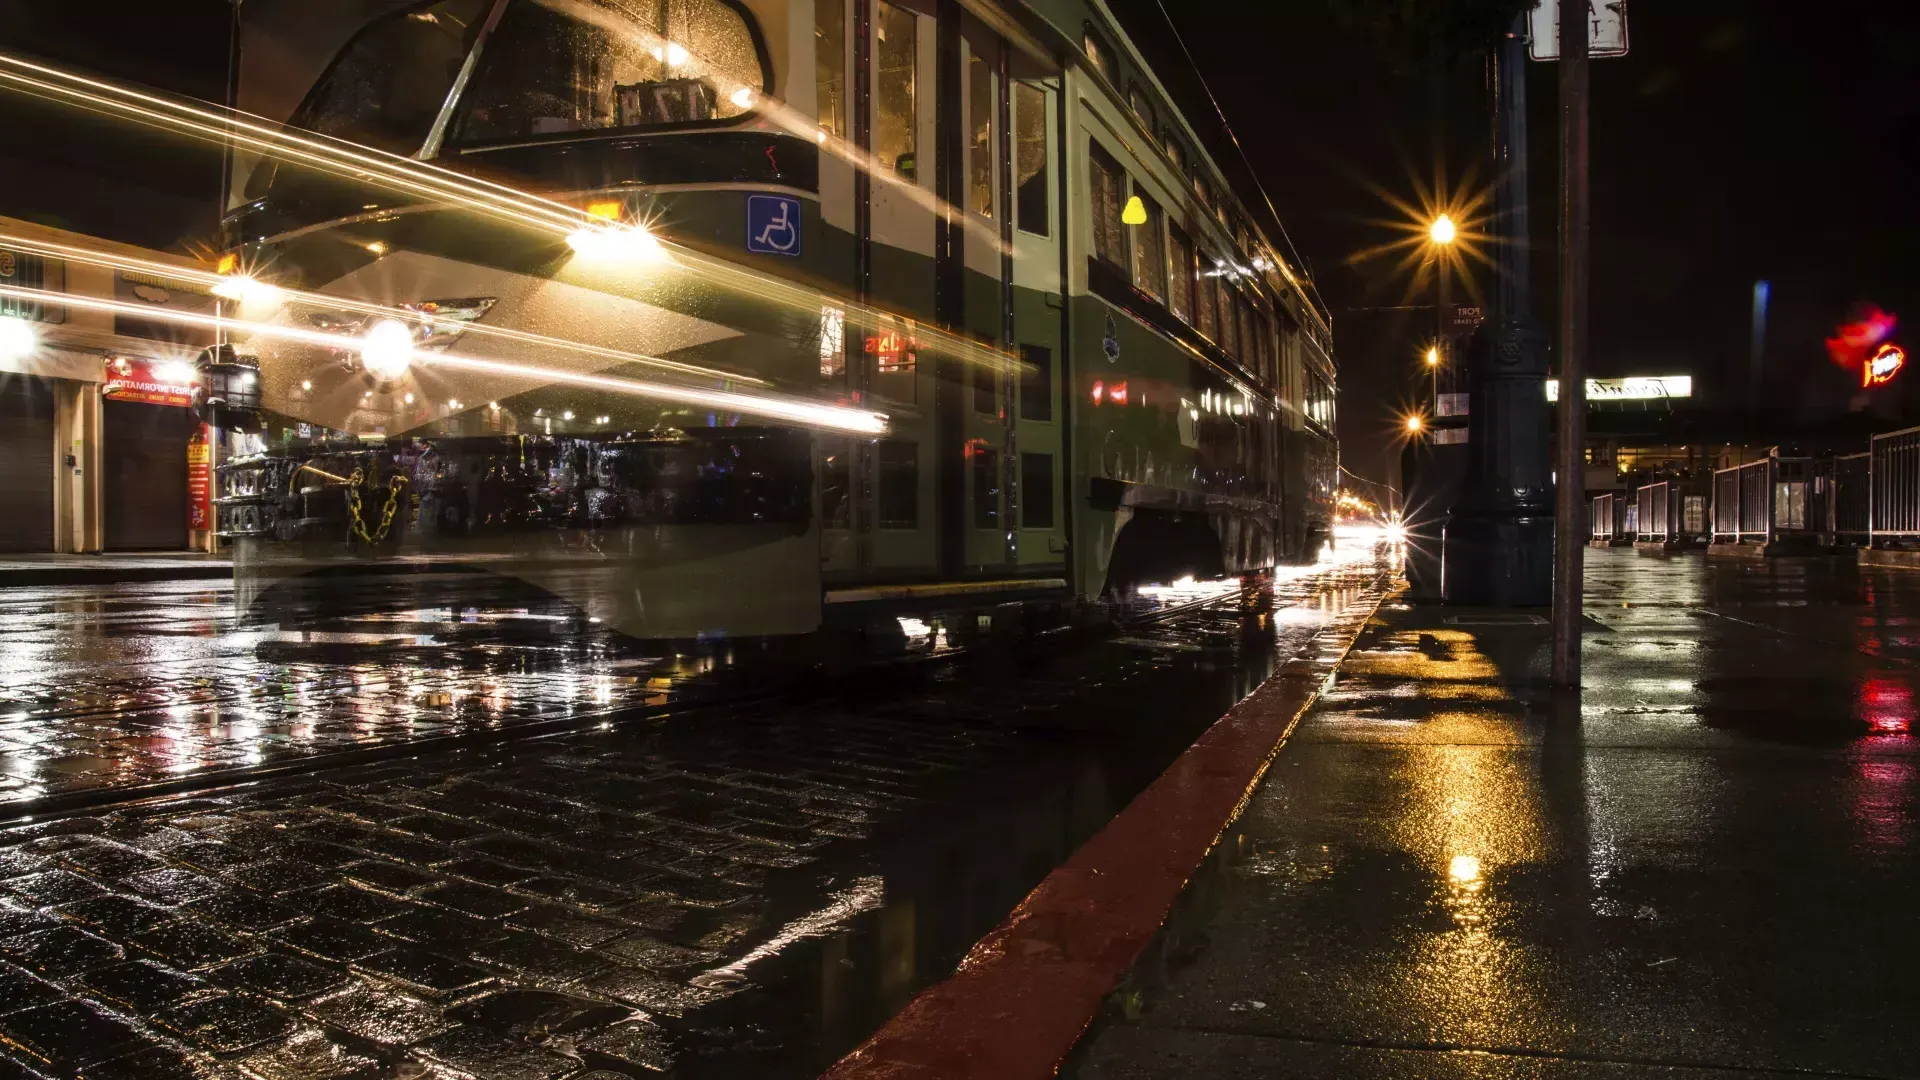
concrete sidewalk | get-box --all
[0,552,231,586]
[1072,549,1920,1079]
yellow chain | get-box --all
[344,467,409,545]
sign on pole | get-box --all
[1529,0,1628,61]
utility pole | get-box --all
[1551,0,1591,686]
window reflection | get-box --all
[1014,82,1049,236]
[967,48,995,217]
[1130,192,1165,301]
[457,0,766,142]
[815,0,846,137]
[874,1,918,180]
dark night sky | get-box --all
[1115,0,1920,490]
[7,2,1920,490]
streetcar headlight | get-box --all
[360,319,416,381]
[566,223,669,266]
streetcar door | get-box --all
[1006,72,1064,573]
[860,0,939,578]
[958,21,1011,573]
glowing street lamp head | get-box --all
[0,315,37,363]
[359,318,416,381]
[1425,346,1440,367]
[1429,214,1457,246]
[1405,413,1425,434]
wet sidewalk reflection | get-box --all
[1073,549,1920,1079]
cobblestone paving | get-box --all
[0,558,1386,1077]
[0,702,1016,1079]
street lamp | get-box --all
[1427,214,1458,413]
[1405,413,1425,434]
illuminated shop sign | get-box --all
[102,355,197,407]
[1545,376,1692,402]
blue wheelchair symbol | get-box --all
[746,195,802,257]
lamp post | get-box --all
[1427,214,1456,411]
[1439,15,1554,608]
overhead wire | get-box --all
[1146,0,1330,327]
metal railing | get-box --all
[1636,481,1671,543]
[1590,492,1618,542]
[1870,426,1920,546]
[1712,456,1814,545]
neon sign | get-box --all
[1865,343,1905,387]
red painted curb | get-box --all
[822,584,1391,1080]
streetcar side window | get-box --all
[1019,344,1052,422]
[878,440,919,528]
[1127,83,1155,142]
[973,448,1000,529]
[967,42,997,218]
[1195,257,1218,342]
[1168,224,1195,325]
[454,0,767,144]
[820,436,852,529]
[816,0,847,138]
[1130,190,1166,301]
[1166,137,1187,179]
[292,0,491,156]
[1089,145,1128,270]
[1021,453,1055,529]
[973,357,997,414]
[874,0,918,180]
[1083,24,1114,84]
[1014,82,1050,236]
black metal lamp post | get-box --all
[1441,15,1554,606]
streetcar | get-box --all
[211,0,1339,639]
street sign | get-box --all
[1529,0,1628,61]
[1450,304,1484,331]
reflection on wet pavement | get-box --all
[0,581,703,806]
[1073,549,1920,1079]
[0,553,1388,1077]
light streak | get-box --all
[0,284,888,435]
[0,50,1025,379]
[0,232,766,387]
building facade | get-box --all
[0,217,215,553]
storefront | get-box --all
[1,219,217,553]
[101,357,203,550]
[0,377,55,552]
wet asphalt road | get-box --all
[1074,549,1920,1079]
[0,551,1387,1077]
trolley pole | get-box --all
[1551,0,1591,686]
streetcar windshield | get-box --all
[292,0,491,156]
[453,0,767,144]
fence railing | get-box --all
[1870,427,1920,545]
[1711,456,1815,545]
[1636,481,1671,543]
[1591,492,1618,542]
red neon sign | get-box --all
[1865,343,1905,387]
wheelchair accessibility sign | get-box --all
[746,195,802,257]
